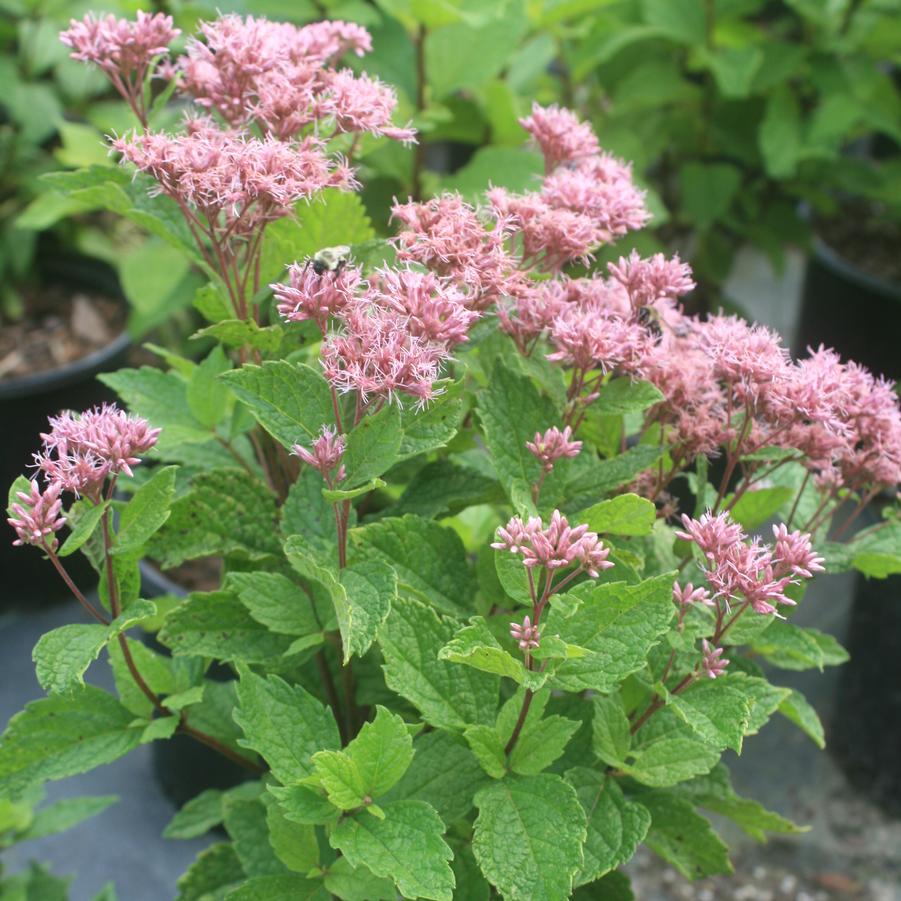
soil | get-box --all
[0,285,126,381]
[815,204,901,286]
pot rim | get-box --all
[812,235,901,304]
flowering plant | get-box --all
[3,11,901,901]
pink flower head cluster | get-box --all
[519,103,600,171]
[274,261,362,332]
[7,481,66,550]
[35,404,160,499]
[676,512,823,616]
[60,11,178,80]
[492,510,613,578]
[526,426,582,472]
[607,250,695,311]
[292,425,346,485]
[672,581,713,609]
[701,640,729,679]
[112,123,353,238]
[510,615,541,651]
[175,15,412,143]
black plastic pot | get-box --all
[1,258,130,607]
[140,562,253,807]
[794,238,901,380]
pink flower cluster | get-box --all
[292,425,346,485]
[492,510,613,579]
[701,640,729,679]
[526,426,582,472]
[607,250,695,310]
[676,512,824,616]
[276,260,481,408]
[7,481,66,550]
[510,615,541,651]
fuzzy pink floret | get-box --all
[7,481,66,549]
[526,426,582,472]
[292,425,346,484]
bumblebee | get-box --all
[309,245,351,276]
[635,305,663,341]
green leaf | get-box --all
[546,574,675,693]
[572,871,634,900]
[465,724,508,779]
[579,494,656,537]
[669,679,752,752]
[565,769,650,886]
[186,346,232,430]
[343,404,403,488]
[728,486,793,530]
[58,499,108,558]
[378,597,499,731]
[441,147,543,201]
[778,688,824,748]
[386,731,489,823]
[592,378,663,416]
[566,445,664,504]
[221,361,333,448]
[639,790,732,879]
[336,561,396,662]
[330,800,455,901]
[114,466,177,555]
[728,672,790,735]
[20,795,118,841]
[397,383,466,460]
[760,85,802,178]
[675,764,805,842]
[625,711,720,788]
[223,797,285,877]
[176,843,244,901]
[640,0,706,44]
[705,46,763,98]
[389,459,503,519]
[163,788,227,840]
[233,670,340,783]
[506,707,581,776]
[323,857,397,901]
[159,590,297,665]
[591,694,632,768]
[477,361,558,498]
[270,783,338,827]
[0,686,143,794]
[229,571,324,639]
[193,319,285,354]
[349,515,474,616]
[226,875,329,900]
[749,620,848,671]
[439,617,539,688]
[473,774,587,901]
[322,478,386,502]
[313,706,413,809]
[678,162,742,229]
[149,469,280,568]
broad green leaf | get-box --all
[349,514,474,616]
[336,561,396,662]
[494,551,533,605]
[572,871,634,900]
[323,857,396,901]
[220,361,333,448]
[228,571,324,639]
[473,774,587,901]
[678,162,742,229]
[114,466,177,555]
[163,788,226,840]
[58,499,108,557]
[330,800,454,901]
[0,686,143,794]
[233,670,340,784]
[760,85,802,178]
[592,378,663,416]
[378,597,499,731]
[442,147,543,200]
[439,617,539,688]
[149,469,279,568]
[270,783,338,826]
[591,694,632,768]
[579,494,656,536]
[546,574,675,693]
[565,445,664,505]
[20,795,118,841]
[186,346,232,430]
[176,843,244,901]
[464,724,508,779]
[389,458,503,520]
[192,319,284,354]
[565,769,650,886]
[638,790,732,879]
[267,798,318,873]
[641,0,706,44]
[727,673,790,735]
[669,679,752,752]
[675,764,805,842]
[225,875,329,900]
[624,710,719,787]
[749,620,848,671]
[705,45,763,98]
[159,591,296,665]
[223,797,285,877]
[397,382,467,460]
[322,478,386,502]
[728,486,793,530]
[507,708,581,776]
[281,467,340,554]
[778,688,824,748]
[386,731,489,823]
[343,404,403,488]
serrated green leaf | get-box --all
[624,710,719,787]
[343,404,403,488]
[464,724,508,779]
[546,574,675,693]
[221,361,333,448]
[233,670,340,784]
[566,445,665,505]
[58,499,108,557]
[140,715,179,743]
[749,620,848,671]
[336,561,396,662]
[566,769,650,886]
[378,597,499,731]
[579,493,656,537]
[330,800,454,901]
[389,458,503,519]
[322,478,386,502]
[224,797,285,877]
[593,378,663,416]
[728,486,794,530]
[225,875,329,900]
[591,694,632,768]
[439,617,539,688]
[349,515,473,616]
[270,783,338,826]
[508,709,580,776]
[473,774,587,901]
[669,679,752,752]
[397,383,466,460]
[760,85,802,178]
[266,796,320,873]
[0,686,143,794]
[163,788,226,840]
[494,551,532,605]
[228,571,323,639]
[778,688,824,748]
[192,319,285,354]
[176,843,244,901]
[114,466,177,555]
[322,857,396,901]
[20,794,118,841]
